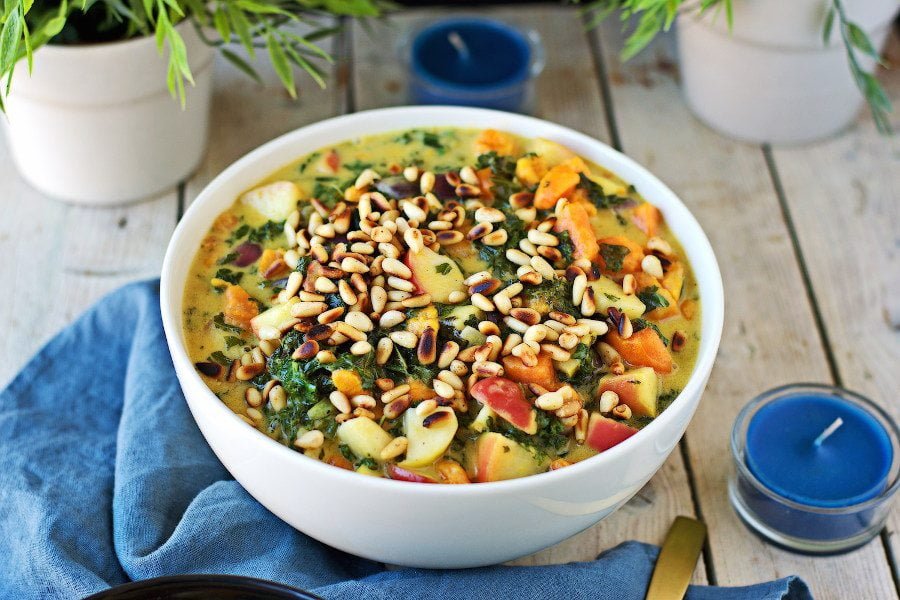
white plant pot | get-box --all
[1,22,214,205]
[677,0,898,144]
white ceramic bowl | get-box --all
[160,106,724,568]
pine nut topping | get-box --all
[641,254,664,279]
[295,430,325,449]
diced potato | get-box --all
[400,407,458,468]
[460,326,486,347]
[470,404,496,433]
[555,358,581,378]
[337,417,393,459]
[524,138,576,168]
[515,156,547,186]
[356,465,384,477]
[584,172,627,197]
[240,181,301,221]
[407,305,439,337]
[589,277,646,320]
[445,305,483,332]
[250,297,298,338]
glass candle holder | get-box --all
[730,383,900,555]
[401,18,545,114]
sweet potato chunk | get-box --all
[474,129,518,156]
[407,379,435,401]
[223,285,258,331]
[597,236,645,275]
[515,156,547,186]
[555,201,599,262]
[534,158,588,209]
[332,369,364,397]
[606,328,673,374]
[632,203,661,237]
[502,353,562,391]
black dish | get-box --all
[83,574,322,600]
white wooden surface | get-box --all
[0,7,897,598]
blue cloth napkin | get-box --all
[0,280,812,600]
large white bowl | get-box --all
[160,106,724,568]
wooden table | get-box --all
[2,7,897,598]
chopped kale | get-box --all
[248,220,285,243]
[604,292,620,302]
[227,223,251,244]
[213,313,243,334]
[312,180,346,206]
[637,286,670,311]
[297,151,321,173]
[435,262,452,275]
[491,412,570,461]
[475,151,520,199]
[556,230,575,263]
[578,174,630,210]
[343,159,374,172]
[217,251,238,265]
[224,336,246,349]
[633,318,669,346]
[395,129,446,154]
[214,268,242,285]
[357,457,379,470]
[599,243,629,272]
[559,343,602,389]
[209,351,231,366]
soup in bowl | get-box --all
[161,107,723,568]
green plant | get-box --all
[0,0,389,111]
[577,0,893,133]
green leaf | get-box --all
[267,32,296,98]
[21,0,32,14]
[213,8,230,42]
[822,7,835,46]
[226,3,254,57]
[846,22,881,62]
[221,48,262,83]
[0,7,22,74]
[43,15,67,37]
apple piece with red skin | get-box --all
[596,367,659,418]
[470,377,537,434]
[386,464,437,483]
[403,247,466,303]
[473,432,544,482]
[586,412,639,452]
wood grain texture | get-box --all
[354,8,705,580]
[771,31,900,586]
[0,134,177,386]
[593,22,897,599]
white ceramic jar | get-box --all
[677,0,898,144]
[1,22,214,205]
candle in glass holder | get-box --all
[730,383,900,554]
[407,18,544,113]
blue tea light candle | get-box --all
[408,18,544,113]
[730,384,900,554]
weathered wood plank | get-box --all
[354,8,706,579]
[0,134,177,386]
[594,22,896,598]
[770,31,900,586]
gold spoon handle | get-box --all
[645,516,708,600]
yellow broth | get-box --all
[183,128,700,482]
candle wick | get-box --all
[813,417,844,448]
[447,31,471,62]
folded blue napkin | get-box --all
[0,280,812,600]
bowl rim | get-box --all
[161,105,725,495]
